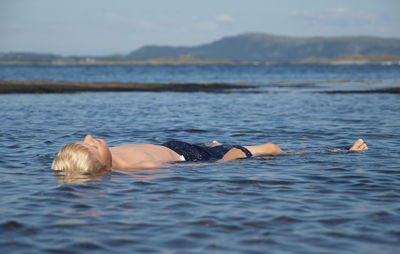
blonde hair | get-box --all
[52,143,106,172]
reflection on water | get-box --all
[54,168,173,184]
[0,65,400,253]
[53,171,112,184]
[110,168,173,181]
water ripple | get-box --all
[1,65,400,253]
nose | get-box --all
[84,135,94,144]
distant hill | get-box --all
[126,33,400,63]
[1,33,400,65]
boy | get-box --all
[52,135,368,172]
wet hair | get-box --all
[52,143,106,172]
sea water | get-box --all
[0,65,399,253]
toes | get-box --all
[349,138,368,151]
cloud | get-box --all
[288,7,400,37]
[290,7,380,27]
[194,14,234,31]
[216,14,234,23]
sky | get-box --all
[0,0,399,56]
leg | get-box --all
[244,143,283,156]
[220,142,283,161]
[220,148,248,160]
[220,138,367,161]
[285,139,368,154]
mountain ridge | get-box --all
[126,33,400,62]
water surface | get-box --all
[0,65,399,253]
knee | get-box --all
[265,143,283,155]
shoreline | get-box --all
[1,80,399,94]
[0,80,249,93]
[1,60,399,66]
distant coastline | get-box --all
[1,33,400,66]
[0,57,237,66]
[1,55,399,66]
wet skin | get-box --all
[78,135,368,170]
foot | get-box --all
[205,140,222,147]
[349,139,368,151]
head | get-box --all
[52,135,112,173]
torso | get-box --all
[109,144,182,169]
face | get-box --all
[79,135,112,170]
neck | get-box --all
[110,149,121,169]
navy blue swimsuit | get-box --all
[162,141,252,161]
